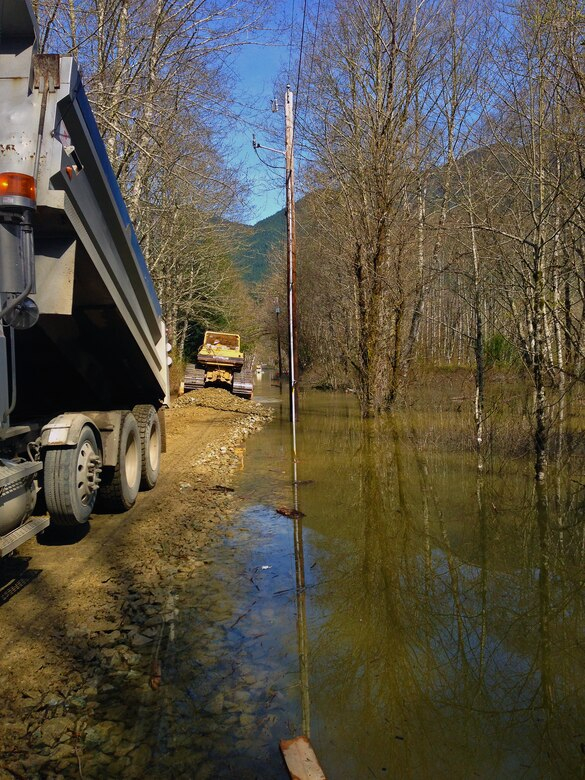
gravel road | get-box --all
[0,392,272,779]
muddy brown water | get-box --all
[125,378,585,777]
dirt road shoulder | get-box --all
[0,391,272,778]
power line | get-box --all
[252,142,285,171]
[293,0,308,137]
[294,0,321,182]
[304,0,321,118]
[287,0,296,80]
[252,1,313,216]
[254,147,286,171]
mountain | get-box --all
[231,194,316,283]
[230,209,286,283]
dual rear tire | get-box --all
[44,406,161,523]
[132,404,162,490]
[98,412,142,513]
[43,426,102,526]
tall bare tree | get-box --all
[35,0,274,350]
[302,0,449,416]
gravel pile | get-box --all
[175,387,271,418]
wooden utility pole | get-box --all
[275,298,283,393]
[284,85,299,422]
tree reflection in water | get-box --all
[290,393,585,779]
[148,387,585,778]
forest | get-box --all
[34,0,269,357]
[258,0,585,482]
[34,0,585,480]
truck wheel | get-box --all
[98,412,141,512]
[44,425,102,526]
[132,404,161,490]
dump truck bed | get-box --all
[0,42,168,420]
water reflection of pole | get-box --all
[294,510,310,736]
[291,418,310,736]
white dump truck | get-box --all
[0,0,170,555]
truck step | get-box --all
[1,517,50,557]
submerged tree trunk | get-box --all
[469,212,485,470]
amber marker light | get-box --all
[0,172,36,202]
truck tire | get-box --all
[98,412,141,513]
[44,425,102,526]
[132,404,161,490]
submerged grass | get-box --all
[392,368,585,465]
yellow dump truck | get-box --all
[184,332,253,398]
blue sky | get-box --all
[229,40,289,224]
[225,2,310,226]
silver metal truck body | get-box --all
[0,0,169,551]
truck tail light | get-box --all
[0,173,36,204]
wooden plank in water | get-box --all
[280,736,327,780]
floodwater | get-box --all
[152,376,585,778]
